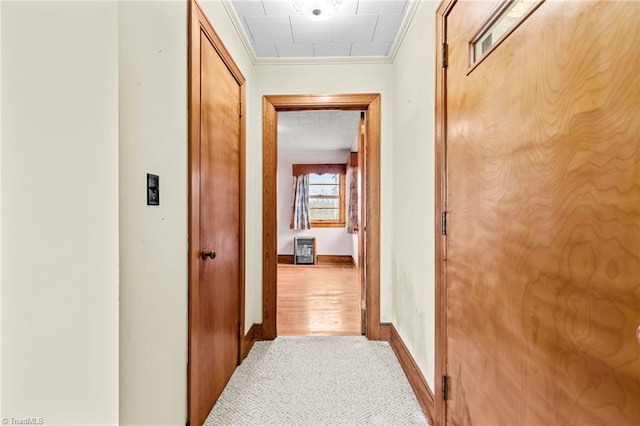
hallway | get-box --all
[205,336,427,425]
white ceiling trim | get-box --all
[387,0,420,62]
[221,0,260,64]
[220,0,422,66]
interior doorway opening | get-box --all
[262,94,382,341]
[276,109,363,336]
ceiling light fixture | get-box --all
[292,0,343,21]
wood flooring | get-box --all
[277,263,361,336]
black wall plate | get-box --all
[147,173,159,205]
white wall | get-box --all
[118,2,188,424]
[390,0,439,390]
[253,62,395,320]
[118,0,255,424]
[1,2,119,424]
[277,150,353,256]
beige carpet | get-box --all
[205,336,428,425]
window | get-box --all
[469,0,544,69]
[308,172,345,227]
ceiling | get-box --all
[278,110,362,151]
[225,1,409,151]
[226,0,414,61]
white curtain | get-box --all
[290,174,310,230]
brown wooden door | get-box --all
[188,2,245,425]
[442,1,640,425]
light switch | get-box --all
[147,173,159,205]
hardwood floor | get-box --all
[277,263,361,336]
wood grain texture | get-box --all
[278,255,295,265]
[364,95,381,340]
[316,255,354,265]
[358,116,367,335]
[279,254,356,265]
[384,324,436,425]
[277,264,361,336]
[241,323,263,360]
[262,96,278,340]
[262,94,382,340]
[443,1,640,425]
[188,2,245,425]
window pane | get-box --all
[309,197,339,209]
[471,0,541,64]
[310,208,339,221]
[309,173,339,184]
[309,184,339,196]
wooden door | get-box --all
[440,1,640,425]
[188,2,245,425]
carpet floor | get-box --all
[205,336,428,426]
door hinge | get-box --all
[442,211,448,236]
[361,299,366,310]
[238,322,242,338]
[442,43,448,68]
[442,375,449,401]
[239,102,244,117]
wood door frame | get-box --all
[187,0,246,424]
[435,1,455,425]
[262,93,381,340]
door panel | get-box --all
[444,1,640,425]
[188,2,244,425]
[198,25,240,407]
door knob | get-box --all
[201,248,217,260]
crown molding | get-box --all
[220,0,422,66]
[253,55,393,66]
[388,0,421,62]
[220,0,259,64]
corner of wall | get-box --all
[389,0,439,391]
[118,2,188,424]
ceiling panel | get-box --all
[333,14,378,43]
[278,110,362,151]
[356,0,407,14]
[351,41,390,56]
[373,14,404,42]
[262,0,296,15]
[253,43,278,56]
[314,42,352,57]
[244,15,294,43]
[290,16,333,43]
[227,0,412,60]
[277,43,315,57]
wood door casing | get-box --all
[262,94,381,341]
[358,112,367,335]
[437,1,640,425]
[188,1,246,425]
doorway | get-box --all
[276,110,362,336]
[262,94,382,341]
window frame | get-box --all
[308,172,346,228]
